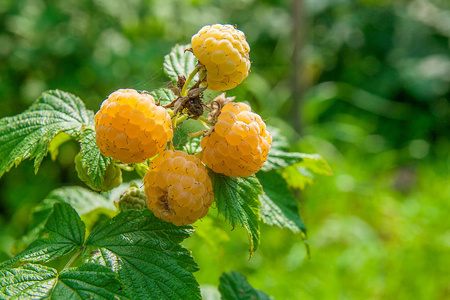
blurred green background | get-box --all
[1,0,449,299]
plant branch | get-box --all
[180,65,201,97]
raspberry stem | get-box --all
[115,161,134,171]
[171,113,189,131]
[134,163,148,178]
[198,116,214,127]
[180,65,201,97]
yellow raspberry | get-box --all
[94,89,173,164]
[191,24,250,92]
[201,102,272,177]
[143,150,214,226]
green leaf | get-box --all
[281,166,314,190]
[263,126,332,176]
[266,126,290,151]
[262,130,332,189]
[209,172,262,258]
[0,263,57,299]
[163,44,198,84]
[0,89,93,177]
[262,149,307,171]
[13,186,116,254]
[52,264,129,299]
[84,210,201,300]
[48,132,73,160]
[149,88,177,106]
[3,203,85,267]
[294,153,333,176]
[79,127,113,191]
[257,170,306,235]
[218,271,273,300]
[173,119,207,150]
[281,154,333,190]
[0,263,129,299]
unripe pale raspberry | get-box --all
[116,182,147,211]
[191,24,250,92]
[144,150,214,226]
[95,89,173,164]
[75,153,123,192]
[201,102,272,177]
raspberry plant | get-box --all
[0,24,331,299]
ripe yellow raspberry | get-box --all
[191,24,250,92]
[201,102,272,177]
[143,150,214,226]
[94,89,173,164]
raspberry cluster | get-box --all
[144,150,214,226]
[95,89,173,164]
[191,24,250,92]
[91,24,272,226]
[201,102,272,177]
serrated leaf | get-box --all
[52,263,129,299]
[257,170,306,235]
[0,263,57,299]
[218,271,273,300]
[149,88,177,106]
[209,172,262,258]
[84,210,201,300]
[163,44,197,84]
[13,187,116,254]
[262,149,307,171]
[79,127,113,191]
[0,263,129,299]
[263,126,332,175]
[0,89,93,177]
[3,203,85,267]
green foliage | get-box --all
[209,172,262,258]
[0,263,58,299]
[173,119,207,150]
[3,203,85,268]
[163,44,198,84]
[0,15,334,299]
[0,0,448,298]
[1,202,201,299]
[0,90,113,191]
[51,264,128,299]
[0,90,92,176]
[219,271,272,300]
[0,263,128,299]
[84,210,200,299]
[257,171,306,235]
[149,88,177,106]
[264,127,332,190]
[14,186,117,254]
[78,128,114,191]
